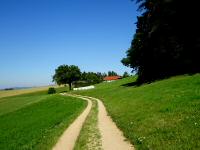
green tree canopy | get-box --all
[53,65,81,90]
[123,71,130,78]
[108,71,118,76]
[81,72,103,84]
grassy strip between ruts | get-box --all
[0,94,86,150]
[74,99,102,150]
[73,74,200,150]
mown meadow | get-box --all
[0,88,86,150]
[73,74,200,150]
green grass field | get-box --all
[0,89,86,150]
[73,74,200,150]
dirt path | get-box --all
[52,93,92,150]
[53,93,134,150]
[72,94,135,150]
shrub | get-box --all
[48,87,56,94]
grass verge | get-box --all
[74,99,102,150]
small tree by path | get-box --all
[53,65,81,90]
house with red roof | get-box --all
[103,76,122,82]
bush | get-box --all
[48,87,56,94]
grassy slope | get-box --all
[0,91,49,116]
[0,92,86,150]
[73,74,200,150]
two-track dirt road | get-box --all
[52,93,134,150]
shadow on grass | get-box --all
[121,81,139,87]
[59,90,68,93]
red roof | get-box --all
[103,76,122,81]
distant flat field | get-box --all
[0,86,57,98]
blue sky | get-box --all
[0,0,139,88]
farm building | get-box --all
[103,76,122,82]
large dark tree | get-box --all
[53,65,81,90]
[122,0,200,84]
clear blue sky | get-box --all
[0,0,139,88]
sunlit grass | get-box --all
[73,74,200,149]
[0,92,86,150]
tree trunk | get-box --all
[69,82,72,90]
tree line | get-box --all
[122,0,200,84]
[53,65,130,90]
